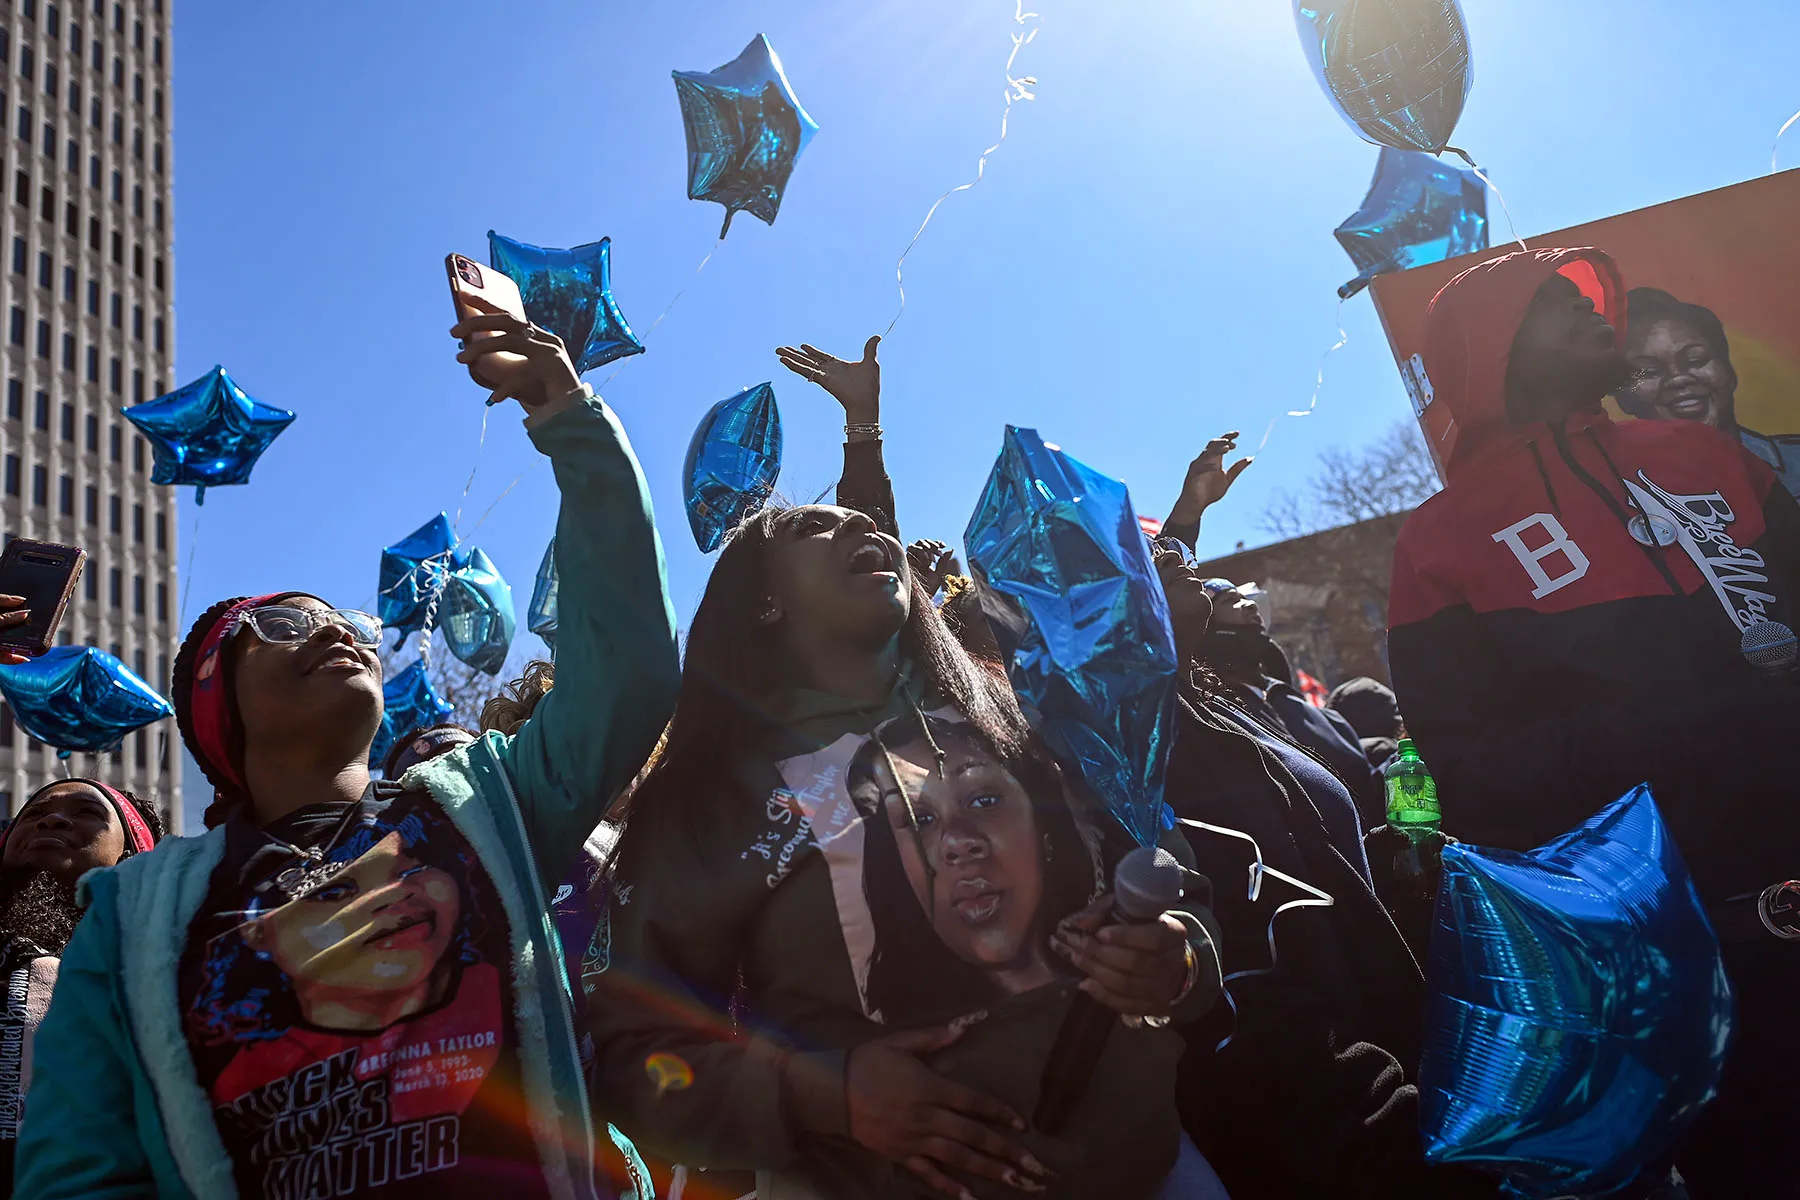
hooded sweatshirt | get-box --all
[1387,247,1800,904]
[585,666,1224,1200]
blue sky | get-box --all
[169,0,1797,827]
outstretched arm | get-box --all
[1162,431,1252,550]
[778,336,899,538]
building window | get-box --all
[130,367,141,403]
[152,88,161,121]
[153,256,163,290]
[18,45,32,81]
[108,491,118,532]
[109,228,120,263]
[37,184,51,222]
[83,483,95,524]
[132,18,141,49]
[111,57,120,90]
[109,355,120,394]
[132,573,143,614]
[154,509,165,549]
[155,581,166,621]
[62,135,75,173]
[87,214,98,250]
[131,183,140,218]
[60,331,73,369]
[108,290,119,326]
[88,39,99,74]
[84,343,97,381]
[109,109,118,144]
[84,411,96,450]
[59,401,72,440]
[9,236,22,274]
[131,73,140,105]
[35,251,48,289]
[31,465,46,507]
[109,422,119,461]
[7,308,22,346]
[151,141,160,175]
[63,199,75,236]
[86,152,97,188]
[15,104,29,141]
[3,454,17,497]
[134,730,146,769]
[34,318,50,359]
[66,77,76,113]
[152,316,163,352]
[5,379,19,420]
[40,120,53,157]
[32,390,47,430]
[152,197,162,230]
[82,568,95,600]
[132,436,143,473]
[108,167,118,202]
[60,263,72,300]
[57,472,71,515]
[107,567,119,607]
[131,243,141,276]
[85,278,97,315]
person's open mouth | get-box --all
[845,535,898,580]
[952,877,1004,925]
[1667,392,1713,421]
[308,647,367,675]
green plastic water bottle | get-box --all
[1384,738,1440,840]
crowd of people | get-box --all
[0,244,1789,1199]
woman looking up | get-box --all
[17,314,679,1199]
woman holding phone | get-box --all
[15,310,680,1199]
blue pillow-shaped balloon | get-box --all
[0,646,172,755]
[673,33,818,237]
[1335,147,1487,298]
[684,382,782,553]
[488,233,644,375]
[122,365,295,505]
[1294,0,1473,154]
[1422,784,1732,1199]
[370,661,455,771]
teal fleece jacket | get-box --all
[14,395,679,1200]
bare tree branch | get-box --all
[378,633,550,732]
[1260,421,1439,538]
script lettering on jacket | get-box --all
[0,965,31,1138]
[1625,473,1776,632]
[214,1047,463,1198]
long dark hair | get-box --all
[618,505,1031,831]
[846,714,1094,1025]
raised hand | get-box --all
[776,335,882,426]
[450,313,582,414]
[907,540,962,596]
[1171,431,1253,522]
[1051,892,1193,1018]
[844,1020,1049,1199]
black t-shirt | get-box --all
[175,784,549,1198]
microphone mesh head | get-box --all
[1742,620,1798,671]
[1112,846,1185,922]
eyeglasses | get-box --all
[238,605,382,648]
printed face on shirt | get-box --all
[242,830,462,1031]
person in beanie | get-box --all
[382,722,477,779]
[0,778,162,1192]
[16,315,679,1198]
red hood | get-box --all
[1421,247,1626,479]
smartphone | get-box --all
[0,539,85,657]
[446,253,531,391]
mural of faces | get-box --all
[1620,291,1740,431]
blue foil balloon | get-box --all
[529,538,558,651]
[442,546,516,676]
[371,660,456,771]
[964,426,1179,847]
[684,382,782,553]
[1294,0,1473,153]
[1421,784,1732,1198]
[0,645,173,755]
[673,34,818,237]
[379,514,457,642]
[488,233,644,375]
[122,365,295,505]
[1335,147,1487,298]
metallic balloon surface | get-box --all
[442,546,516,676]
[684,382,782,553]
[528,538,558,651]
[1294,0,1473,153]
[379,513,457,640]
[122,365,295,505]
[673,33,818,237]
[1335,147,1487,298]
[371,661,455,771]
[964,426,1178,847]
[1421,784,1732,1199]
[488,233,644,375]
[0,645,172,754]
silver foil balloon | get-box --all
[684,382,782,553]
[1335,146,1486,298]
[673,34,819,237]
[964,426,1179,847]
[442,546,516,677]
[1294,0,1473,154]
[123,365,295,505]
[528,538,558,651]
[488,232,644,375]
[0,645,172,755]
[1421,784,1732,1198]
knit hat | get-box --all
[382,724,476,779]
[1,777,160,858]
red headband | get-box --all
[1,778,155,857]
[187,592,283,801]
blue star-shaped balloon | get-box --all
[1421,784,1732,1198]
[371,660,456,771]
[528,538,558,651]
[442,546,515,676]
[673,33,819,237]
[122,365,295,505]
[1294,0,1473,154]
[379,514,457,641]
[0,645,173,755]
[685,382,782,553]
[488,233,644,375]
[964,426,1179,847]
[1335,147,1487,298]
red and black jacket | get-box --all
[1387,248,1800,902]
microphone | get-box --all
[1741,620,1798,679]
[1033,846,1187,1136]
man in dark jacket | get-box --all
[1326,676,1403,770]
[1388,246,1800,1195]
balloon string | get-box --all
[1256,295,1347,454]
[1444,146,1526,254]
[177,502,203,627]
[1176,817,1335,1052]
[595,240,723,395]
[883,0,1040,338]
[1773,108,1800,173]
